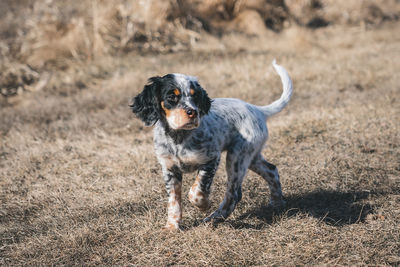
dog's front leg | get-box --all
[188,158,220,212]
[162,166,183,231]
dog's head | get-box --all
[131,74,212,130]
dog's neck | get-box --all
[161,120,193,144]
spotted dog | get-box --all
[131,60,293,230]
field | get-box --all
[1,1,400,266]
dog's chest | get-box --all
[156,142,209,173]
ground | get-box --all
[1,21,400,265]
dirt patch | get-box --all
[0,64,40,97]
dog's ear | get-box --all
[194,81,212,116]
[130,76,162,126]
[199,89,212,116]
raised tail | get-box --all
[260,59,293,117]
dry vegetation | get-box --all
[1,0,400,266]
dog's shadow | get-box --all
[230,190,374,229]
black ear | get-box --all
[195,82,212,116]
[130,77,162,126]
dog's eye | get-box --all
[167,95,179,102]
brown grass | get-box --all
[1,1,400,266]
[1,0,399,67]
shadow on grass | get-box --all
[232,190,375,229]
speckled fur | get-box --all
[131,60,293,230]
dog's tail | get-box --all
[260,60,293,117]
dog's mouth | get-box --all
[180,119,200,130]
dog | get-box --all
[130,60,293,230]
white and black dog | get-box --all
[131,60,293,230]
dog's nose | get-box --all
[186,108,197,118]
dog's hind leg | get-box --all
[249,153,285,207]
[204,147,253,222]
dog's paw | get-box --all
[203,209,227,223]
[268,198,286,209]
[188,191,211,212]
[163,222,181,232]
[195,199,211,212]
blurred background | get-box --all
[1,0,399,101]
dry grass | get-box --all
[1,0,399,66]
[1,1,400,266]
[1,0,399,100]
